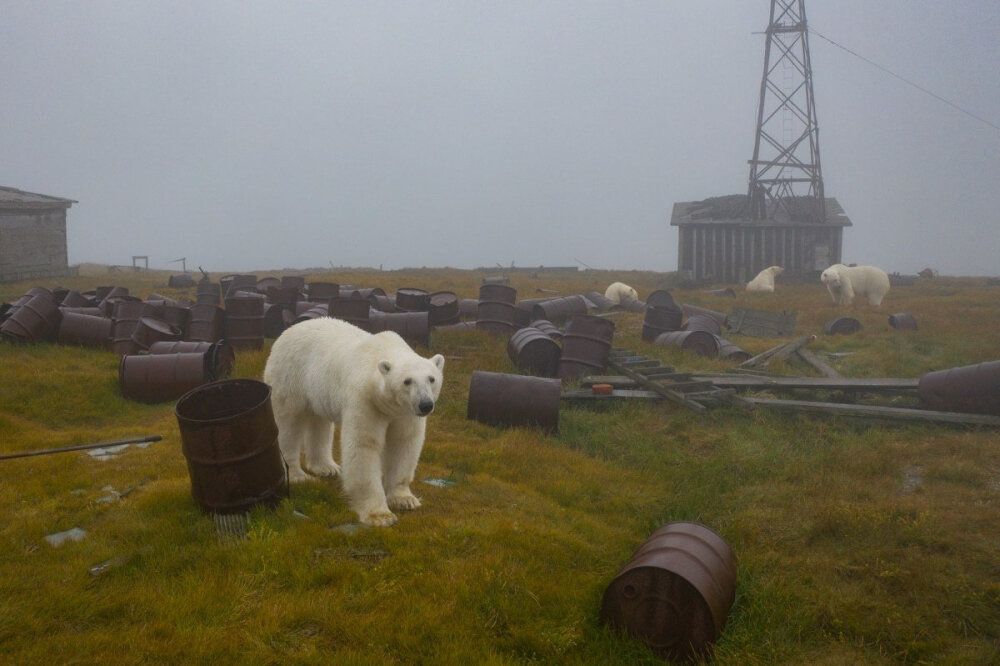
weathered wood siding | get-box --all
[0,210,71,282]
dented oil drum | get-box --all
[329,298,372,329]
[646,290,680,310]
[57,312,112,349]
[918,360,1000,416]
[507,327,562,378]
[531,295,588,324]
[889,313,918,330]
[600,521,737,663]
[186,304,226,343]
[368,310,431,348]
[717,338,750,362]
[654,331,721,358]
[467,371,560,434]
[225,295,266,350]
[0,290,61,343]
[477,284,518,336]
[119,352,212,404]
[130,316,183,352]
[175,379,286,514]
[514,298,554,327]
[824,317,862,335]
[642,305,683,343]
[683,313,722,336]
[428,291,461,326]
[681,304,727,328]
[558,315,616,383]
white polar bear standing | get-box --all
[262,317,444,526]
[820,263,891,306]
[746,265,784,292]
[604,281,639,305]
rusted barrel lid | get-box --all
[600,521,737,663]
[888,313,918,330]
[824,317,862,335]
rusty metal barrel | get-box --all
[584,291,617,312]
[918,360,1000,416]
[130,316,183,352]
[266,286,301,310]
[329,297,372,329]
[467,371,561,434]
[59,290,94,308]
[368,310,431,348]
[149,339,235,379]
[654,330,721,358]
[681,304,727,328]
[557,315,616,383]
[293,304,329,324]
[221,274,258,298]
[531,295,589,324]
[225,294,265,350]
[0,290,61,342]
[514,298,556,327]
[111,299,146,355]
[459,298,479,320]
[642,305,684,343]
[530,319,563,340]
[175,379,286,514]
[683,313,723,336]
[57,312,112,349]
[717,338,750,362]
[306,282,339,301]
[262,303,293,338]
[195,281,222,306]
[429,291,461,326]
[646,290,680,310]
[281,275,306,291]
[600,521,737,663]
[477,284,518,336]
[618,298,647,313]
[395,287,431,312]
[824,316,862,335]
[161,303,190,337]
[186,304,226,343]
[507,327,562,378]
[119,352,212,404]
[889,313,918,330]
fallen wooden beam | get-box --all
[606,357,707,413]
[689,375,919,391]
[795,346,841,378]
[745,397,1000,427]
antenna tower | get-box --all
[747,0,825,223]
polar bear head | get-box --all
[820,264,845,288]
[769,266,785,277]
[377,353,445,417]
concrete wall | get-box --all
[0,210,72,282]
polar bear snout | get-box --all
[417,398,435,416]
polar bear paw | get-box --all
[286,466,310,484]
[388,492,422,511]
[304,459,342,478]
[360,509,398,527]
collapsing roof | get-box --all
[670,194,851,228]
[0,186,76,211]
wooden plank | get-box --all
[795,347,841,378]
[690,375,920,391]
[606,357,707,413]
[765,335,815,367]
[561,389,662,402]
[746,398,1000,427]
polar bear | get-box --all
[604,281,639,305]
[746,265,784,292]
[262,317,445,526]
[820,263,891,306]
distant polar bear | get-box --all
[820,263,891,306]
[604,281,639,305]
[263,317,445,526]
[746,265,784,292]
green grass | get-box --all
[1,266,999,664]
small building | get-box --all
[670,194,851,285]
[0,186,77,282]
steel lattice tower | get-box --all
[747,0,825,223]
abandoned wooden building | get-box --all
[0,186,77,282]
[670,194,851,285]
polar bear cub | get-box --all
[820,263,891,306]
[604,281,639,305]
[263,317,444,526]
[746,265,784,292]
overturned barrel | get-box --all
[654,330,721,358]
[918,360,1000,416]
[531,295,588,324]
[368,310,431,348]
[557,315,616,383]
[507,327,562,378]
[683,313,722,336]
[889,313,918,331]
[149,339,235,379]
[57,312,112,349]
[130,316,183,352]
[824,317,862,335]
[467,371,561,434]
[0,290,61,343]
[329,297,372,329]
[175,379,286,514]
[119,352,213,404]
[600,521,737,663]
[717,338,750,362]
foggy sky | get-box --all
[2,1,998,275]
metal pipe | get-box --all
[0,435,162,461]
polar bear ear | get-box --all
[378,360,392,376]
[430,354,445,371]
